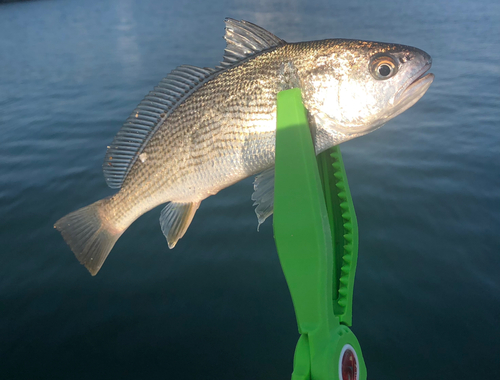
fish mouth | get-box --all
[391,63,434,118]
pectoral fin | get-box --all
[159,201,201,249]
[251,166,275,230]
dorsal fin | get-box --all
[218,18,286,68]
[103,19,285,189]
[103,65,217,188]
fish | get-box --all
[55,18,434,275]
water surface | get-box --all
[1,0,499,379]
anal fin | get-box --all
[160,201,201,249]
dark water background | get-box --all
[1,0,499,379]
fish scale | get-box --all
[55,18,433,275]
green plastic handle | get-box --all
[273,88,366,380]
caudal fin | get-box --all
[54,198,123,276]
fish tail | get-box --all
[54,198,124,276]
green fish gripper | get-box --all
[273,88,367,380]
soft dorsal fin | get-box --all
[218,18,286,68]
[103,19,285,189]
[103,65,217,188]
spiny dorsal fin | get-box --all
[218,18,286,68]
[103,65,217,188]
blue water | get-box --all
[1,0,499,379]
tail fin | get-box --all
[54,198,123,276]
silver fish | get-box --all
[55,19,434,275]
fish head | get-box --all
[303,40,434,140]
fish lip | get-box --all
[386,62,434,121]
[394,62,433,104]
[364,65,434,133]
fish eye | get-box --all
[370,54,398,80]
